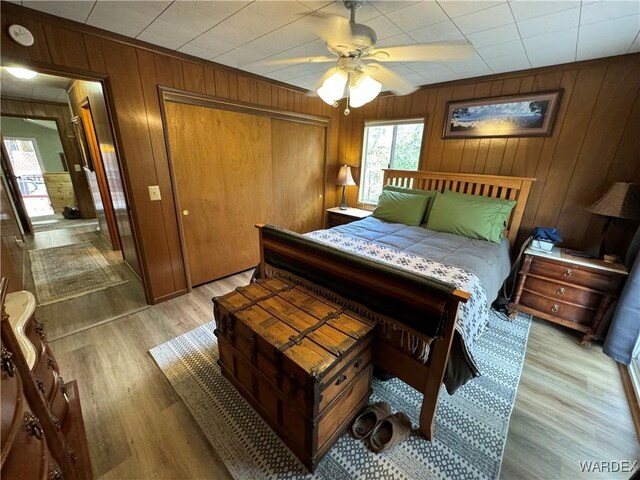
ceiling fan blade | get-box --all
[307,12,355,47]
[256,55,336,66]
[362,63,418,96]
[365,43,475,62]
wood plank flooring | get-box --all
[24,225,147,340]
[45,272,638,480]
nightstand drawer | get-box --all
[529,258,613,291]
[328,213,357,228]
[523,276,602,309]
[520,291,594,325]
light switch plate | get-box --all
[74,164,82,172]
[148,185,161,201]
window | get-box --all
[358,120,424,204]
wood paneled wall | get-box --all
[0,175,24,293]
[0,3,340,303]
[338,53,640,253]
[0,98,96,219]
[68,80,141,278]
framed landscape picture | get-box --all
[442,90,562,139]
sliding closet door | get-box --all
[271,119,326,233]
[165,102,273,286]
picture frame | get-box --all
[71,115,94,172]
[442,90,562,139]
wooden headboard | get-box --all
[383,169,536,245]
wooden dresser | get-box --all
[1,283,92,479]
[510,248,628,344]
[326,207,372,228]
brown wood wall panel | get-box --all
[68,79,142,278]
[0,98,96,220]
[339,54,640,254]
[0,3,339,303]
[0,176,24,293]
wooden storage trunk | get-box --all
[213,277,375,472]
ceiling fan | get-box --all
[258,0,474,114]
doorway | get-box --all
[0,65,147,339]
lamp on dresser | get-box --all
[336,164,356,210]
[587,182,640,259]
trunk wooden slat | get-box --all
[213,277,375,472]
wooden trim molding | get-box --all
[160,88,330,127]
[620,362,640,443]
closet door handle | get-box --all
[182,210,190,216]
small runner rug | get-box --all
[150,310,531,480]
[29,242,127,305]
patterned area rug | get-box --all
[150,310,531,480]
[29,242,128,305]
[31,217,99,233]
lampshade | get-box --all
[587,182,640,219]
[336,165,356,186]
[317,71,347,105]
[349,74,382,108]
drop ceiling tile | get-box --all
[452,3,514,35]
[86,1,172,38]
[577,15,640,60]
[137,1,251,50]
[630,32,640,52]
[467,23,520,48]
[477,39,526,58]
[408,20,465,44]
[485,52,531,72]
[387,2,449,33]
[22,1,96,23]
[437,1,502,18]
[182,2,312,60]
[364,15,403,40]
[423,68,459,83]
[403,71,428,84]
[518,7,580,38]
[369,1,420,15]
[178,43,225,62]
[298,1,333,11]
[268,62,331,82]
[314,1,380,22]
[446,53,491,74]
[523,28,577,67]
[408,61,449,74]
[509,0,578,22]
[580,1,640,25]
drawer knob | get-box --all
[556,288,565,296]
[354,358,363,369]
[551,304,560,313]
[563,269,573,277]
[23,412,44,439]
[335,374,347,386]
[1,347,15,377]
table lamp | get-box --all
[336,164,356,210]
[587,182,640,258]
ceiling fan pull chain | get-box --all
[344,72,351,116]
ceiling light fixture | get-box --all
[5,67,38,79]
[317,67,382,115]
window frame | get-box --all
[3,136,46,174]
[358,117,427,205]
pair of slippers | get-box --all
[350,402,412,452]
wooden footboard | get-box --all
[255,224,469,439]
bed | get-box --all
[255,169,535,439]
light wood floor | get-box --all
[24,225,147,340]
[46,272,639,480]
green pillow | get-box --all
[383,185,438,223]
[372,190,430,226]
[426,190,516,243]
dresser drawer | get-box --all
[328,213,356,227]
[523,276,602,309]
[529,258,613,291]
[521,290,594,325]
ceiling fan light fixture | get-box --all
[5,66,38,79]
[349,74,382,108]
[317,70,348,105]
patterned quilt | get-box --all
[305,229,489,372]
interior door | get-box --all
[165,102,273,286]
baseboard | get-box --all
[619,363,640,443]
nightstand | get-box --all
[509,247,628,344]
[326,207,372,228]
